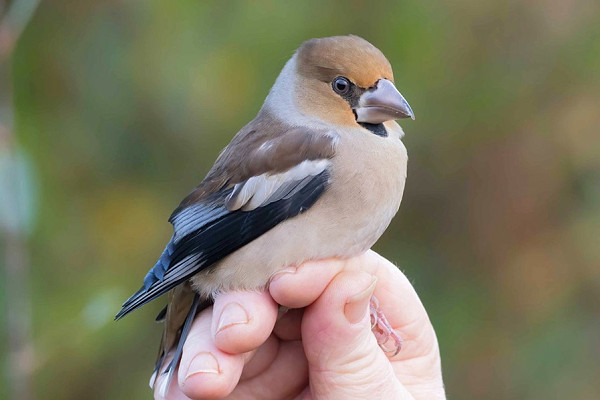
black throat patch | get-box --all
[333,79,388,138]
[359,122,388,137]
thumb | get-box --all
[301,271,412,399]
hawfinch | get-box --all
[116,35,414,393]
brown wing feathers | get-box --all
[115,112,337,320]
[174,111,336,213]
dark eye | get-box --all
[332,76,351,95]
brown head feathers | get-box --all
[296,35,394,89]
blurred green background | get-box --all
[1,0,599,399]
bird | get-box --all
[115,34,414,396]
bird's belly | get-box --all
[191,134,408,298]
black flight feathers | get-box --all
[115,169,330,320]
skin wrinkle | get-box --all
[304,255,441,391]
[394,328,442,384]
[305,274,396,397]
[391,310,427,349]
[310,353,400,399]
[374,281,440,374]
[391,337,442,395]
[309,338,378,376]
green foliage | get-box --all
[4,0,600,398]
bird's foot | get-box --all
[370,295,402,357]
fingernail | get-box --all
[344,275,377,324]
[185,352,220,381]
[216,302,249,334]
[270,266,297,283]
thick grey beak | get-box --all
[355,79,415,124]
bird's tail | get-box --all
[115,238,176,320]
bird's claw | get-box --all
[370,295,402,357]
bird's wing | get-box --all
[116,121,338,319]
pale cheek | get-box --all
[296,86,357,127]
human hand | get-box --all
[154,250,445,399]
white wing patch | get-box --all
[226,159,331,211]
[171,203,228,242]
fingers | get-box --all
[356,252,444,393]
[153,251,444,399]
[211,291,278,354]
[269,259,345,308]
[153,354,192,400]
[154,290,279,399]
[178,307,246,399]
[271,251,439,360]
[154,306,245,399]
[300,270,410,399]
[361,251,439,360]
[229,339,308,400]
[270,250,444,398]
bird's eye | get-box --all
[332,76,351,95]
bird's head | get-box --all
[266,35,414,128]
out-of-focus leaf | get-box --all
[0,147,38,235]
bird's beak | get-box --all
[355,79,415,123]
